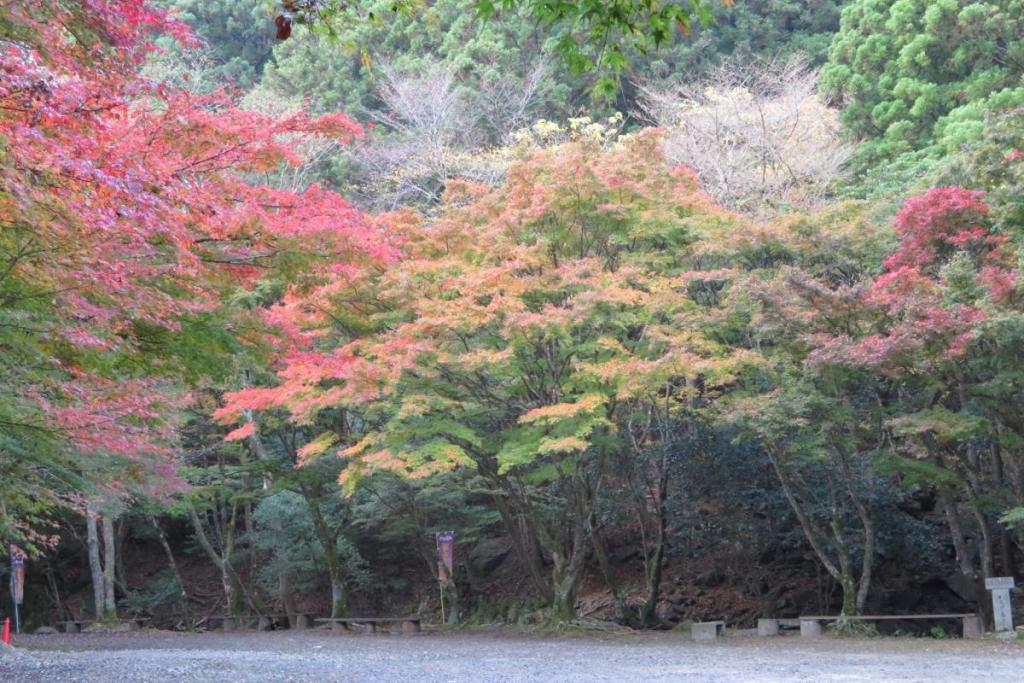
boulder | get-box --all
[696,569,724,587]
[1,641,26,659]
[944,571,979,603]
[469,536,513,575]
[33,626,57,635]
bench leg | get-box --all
[128,620,141,632]
[757,619,779,637]
[222,617,236,632]
[65,622,80,634]
[257,616,272,631]
[799,620,823,639]
[294,615,308,630]
[366,623,377,635]
[401,620,421,635]
[962,615,982,639]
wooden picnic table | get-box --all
[315,616,422,635]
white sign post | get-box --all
[985,576,1016,632]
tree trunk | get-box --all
[637,463,670,628]
[102,513,117,617]
[188,504,241,616]
[832,438,875,614]
[588,523,630,624]
[548,514,589,621]
[550,550,586,621]
[490,481,553,602]
[939,491,975,578]
[303,490,348,618]
[85,506,105,619]
[441,576,460,625]
[148,514,189,622]
[327,560,348,619]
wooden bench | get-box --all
[691,620,725,641]
[255,613,313,631]
[757,618,800,636]
[315,617,422,635]
[207,613,314,632]
[797,614,981,639]
[58,617,150,633]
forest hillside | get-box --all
[2,0,1024,635]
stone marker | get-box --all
[985,576,1015,632]
[757,619,779,637]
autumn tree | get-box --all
[638,56,852,214]
[0,0,389,579]
[219,128,752,620]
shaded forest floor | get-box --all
[6,629,1024,682]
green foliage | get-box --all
[256,0,580,121]
[120,568,184,615]
[823,0,1024,186]
[155,0,275,86]
[251,491,369,595]
[638,0,844,84]
[828,619,879,637]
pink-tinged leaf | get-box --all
[224,422,256,442]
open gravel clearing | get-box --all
[3,629,1023,682]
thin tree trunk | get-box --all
[491,485,553,602]
[588,521,630,623]
[303,490,348,618]
[114,518,129,596]
[189,505,241,616]
[102,513,117,617]
[547,505,590,621]
[939,490,975,578]
[637,463,670,627]
[832,438,875,613]
[85,505,106,619]
[149,514,189,622]
[765,444,843,582]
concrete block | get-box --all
[757,619,780,637]
[692,621,725,641]
[962,615,982,639]
[799,619,823,638]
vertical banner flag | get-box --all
[9,545,26,605]
[436,531,455,583]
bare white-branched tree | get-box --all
[350,60,545,211]
[636,56,852,214]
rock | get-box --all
[696,569,724,587]
[609,545,640,564]
[34,626,57,635]
[944,572,978,603]
[469,537,513,575]
[668,594,696,607]
[1,641,26,659]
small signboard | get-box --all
[985,576,1016,591]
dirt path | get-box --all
[3,629,1023,682]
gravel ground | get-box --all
[3,628,1023,682]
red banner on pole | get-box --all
[9,544,26,605]
[436,531,454,583]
